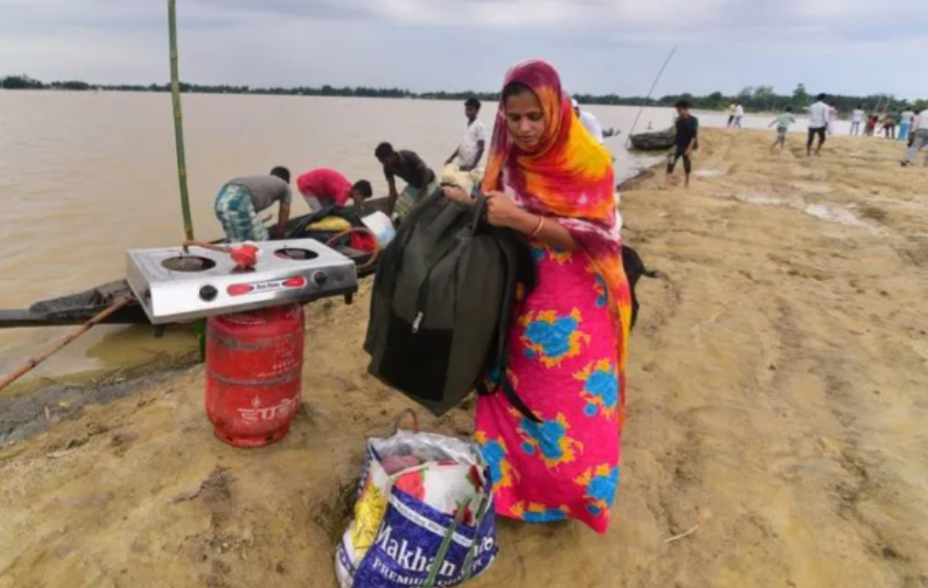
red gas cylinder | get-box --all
[205,303,305,447]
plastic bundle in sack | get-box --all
[336,411,498,588]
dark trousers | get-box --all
[807,127,826,149]
[667,146,692,174]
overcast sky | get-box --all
[1,0,926,99]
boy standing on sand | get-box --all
[445,97,487,172]
[850,106,864,136]
[664,100,698,189]
[734,103,745,128]
[865,114,878,137]
[807,94,829,156]
[769,107,797,151]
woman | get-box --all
[444,60,631,533]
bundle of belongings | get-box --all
[292,205,378,252]
[335,412,498,588]
[439,164,482,199]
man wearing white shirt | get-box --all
[445,97,487,172]
[807,93,830,156]
[850,106,864,136]
[572,99,605,144]
[901,109,928,167]
[734,103,745,128]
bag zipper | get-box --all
[411,242,460,334]
[412,266,432,333]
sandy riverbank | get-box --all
[1,128,927,588]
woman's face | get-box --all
[505,90,545,151]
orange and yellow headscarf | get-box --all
[482,59,632,401]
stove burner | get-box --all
[162,256,217,272]
[275,248,319,261]
[127,238,358,324]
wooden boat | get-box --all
[629,127,675,151]
[0,281,149,328]
[0,199,391,329]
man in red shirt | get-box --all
[296,168,373,215]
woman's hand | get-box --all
[442,185,471,204]
[485,191,577,250]
[485,191,531,229]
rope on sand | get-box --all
[664,524,700,544]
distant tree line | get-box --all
[3,75,925,115]
[573,84,928,116]
[0,75,412,99]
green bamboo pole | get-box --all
[168,0,194,241]
[167,0,205,361]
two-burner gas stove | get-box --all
[126,239,358,324]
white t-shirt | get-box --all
[914,110,928,132]
[828,107,837,123]
[852,109,864,123]
[901,111,916,124]
[735,105,745,117]
[808,101,829,129]
[457,119,487,168]
[579,110,604,144]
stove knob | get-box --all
[199,285,218,302]
[312,271,328,286]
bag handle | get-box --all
[393,409,420,434]
[423,491,488,588]
[461,490,492,582]
[469,193,489,236]
[474,233,542,423]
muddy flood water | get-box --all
[0,91,696,383]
